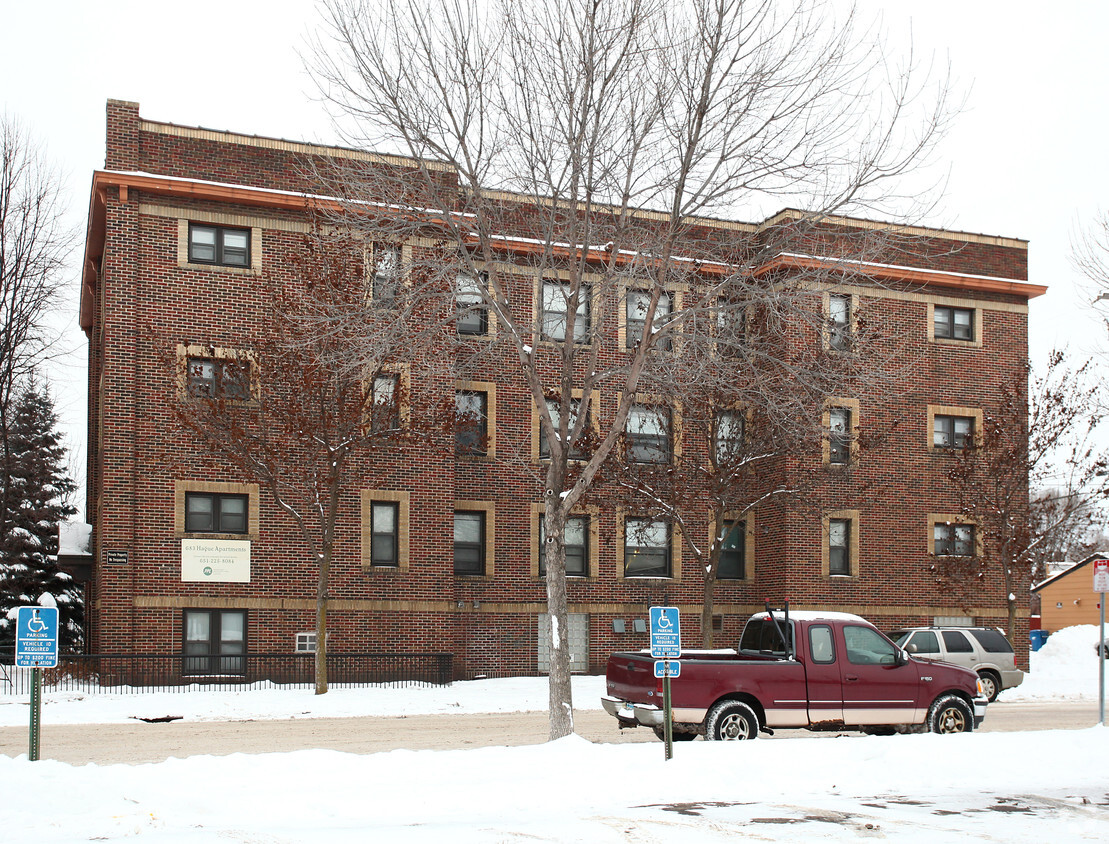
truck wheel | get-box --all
[977,671,1000,702]
[706,700,759,741]
[928,694,973,735]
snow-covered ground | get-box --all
[2,626,1108,841]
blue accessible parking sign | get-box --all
[15,606,59,668]
[649,606,681,659]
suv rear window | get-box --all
[739,619,794,656]
[942,630,973,653]
[969,628,1014,653]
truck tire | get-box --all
[928,694,973,735]
[706,700,759,741]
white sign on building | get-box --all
[181,539,251,583]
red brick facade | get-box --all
[80,100,1042,676]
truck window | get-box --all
[739,619,794,656]
[844,625,898,666]
[809,625,835,663]
[942,630,973,653]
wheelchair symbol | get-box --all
[27,611,47,633]
[655,610,673,630]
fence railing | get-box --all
[0,652,453,695]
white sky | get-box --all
[3,1,1107,515]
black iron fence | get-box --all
[0,652,453,695]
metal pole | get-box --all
[663,665,673,761]
[29,667,41,761]
[1100,592,1105,727]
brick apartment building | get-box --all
[79,100,1044,677]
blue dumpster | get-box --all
[1030,629,1049,651]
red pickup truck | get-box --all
[602,608,987,740]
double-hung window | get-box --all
[370,374,400,431]
[456,272,489,335]
[934,414,974,449]
[934,522,975,556]
[828,294,852,351]
[934,306,974,341]
[188,224,250,268]
[369,502,400,566]
[541,280,591,343]
[828,517,851,576]
[540,397,584,460]
[626,289,672,350]
[717,299,747,356]
[454,510,486,575]
[456,390,488,456]
[626,403,671,464]
[183,609,246,676]
[539,515,588,577]
[624,518,671,577]
[713,410,745,466]
[718,519,746,580]
[185,492,248,534]
[828,407,852,465]
[371,243,401,304]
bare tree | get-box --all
[0,116,73,567]
[168,227,446,694]
[308,0,951,738]
[943,351,1109,638]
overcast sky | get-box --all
[3,1,1106,514]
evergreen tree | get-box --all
[0,378,80,654]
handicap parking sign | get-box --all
[649,606,681,659]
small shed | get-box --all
[1031,552,1108,633]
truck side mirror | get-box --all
[896,648,909,666]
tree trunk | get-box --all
[315,553,330,695]
[701,568,717,649]
[543,497,574,740]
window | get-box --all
[371,243,401,303]
[456,272,489,335]
[809,624,836,664]
[942,630,974,653]
[540,397,588,460]
[454,510,486,575]
[295,632,317,653]
[370,374,400,431]
[539,515,589,577]
[969,628,1014,653]
[828,294,852,351]
[843,624,898,666]
[828,406,851,465]
[903,630,940,655]
[933,414,974,448]
[828,517,851,576]
[934,522,975,556]
[188,224,250,267]
[626,403,671,464]
[624,517,671,577]
[934,306,974,341]
[186,357,251,401]
[626,289,672,350]
[183,609,246,675]
[368,501,399,566]
[455,390,488,456]
[717,299,747,356]
[185,492,248,534]
[718,520,746,580]
[713,410,745,466]
[541,280,591,343]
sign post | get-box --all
[15,606,59,762]
[1094,559,1109,726]
[649,606,681,760]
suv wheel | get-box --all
[977,670,1000,702]
[928,694,974,735]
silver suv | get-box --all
[890,627,1024,702]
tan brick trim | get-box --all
[176,344,260,404]
[616,508,683,582]
[174,479,260,540]
[175,218,263,275]
[822,397,861,465]
[928,512,984,558]
[927,404,984,452]
[360,490,411,572]
[454,500,496,579]
[144,203,308,234]
[530,503,601,580]
[708,510,756,582]
[456,379,497,459]
[822,509,860,579]
[818,282,1029,315]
